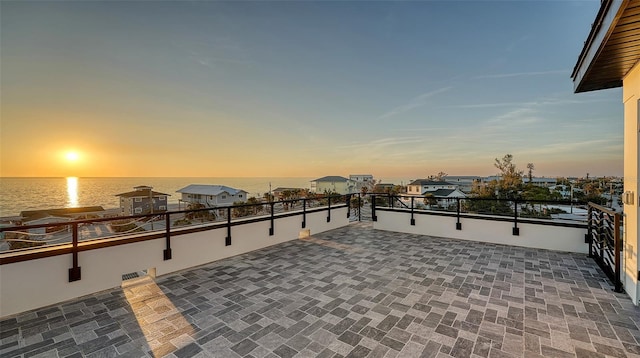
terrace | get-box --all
[0,196,637,357]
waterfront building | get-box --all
[176,184,248,208]
[406,179,458,196]
[441,176,484,193]
[310,176,356,194]
[115,186,169,215]
[349,174,374,192]
[522,177,557,187]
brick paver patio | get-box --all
[2,222,640,357]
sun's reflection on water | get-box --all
[66,177,79,208]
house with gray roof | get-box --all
[406,179,459,196]
[176,184,248,208]
[310,176,357,195]
[115,186,169,216]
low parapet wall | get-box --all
[0,207,349,318]
[374,209,588,254]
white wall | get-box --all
[374,210,588,254]
[0,207,348,318]
[624,61,640,304]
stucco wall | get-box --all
[0,207,348,318]
[624,61,640,304]
[374,210,588,254]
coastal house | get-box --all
[406,179,458,196]
[20,206,106,220]
[349,174,374,192]
[441,176,484,193]
[572,0,640,303]
[522,177,557,187]
[176,184,248,208]
[115,186,169,216]
[310,176,357,195]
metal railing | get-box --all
[587,202,623,292]
[371,194,588,233]
[0,194,352,272]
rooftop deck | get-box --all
[2,222,639,358]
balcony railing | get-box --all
[587,202,623,292]
[0,192,618,318]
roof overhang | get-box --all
[572,0,640,93]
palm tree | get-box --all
[527,163,535,186]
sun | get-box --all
[65,151,80,162]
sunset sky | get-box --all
[0,1,623,178]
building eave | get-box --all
[572,0,640,93]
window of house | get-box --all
[134,207,142,214]
[221,195,227,199]
[134,198,142,202]
[159,196,166,201]
[159,205,166,210]
[239,194,243,198]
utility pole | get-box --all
[570,184,574,214]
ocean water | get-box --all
[0,177,409,217]
[0,177,315,217]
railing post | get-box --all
[614,212,623,292]
[346,194,351,218]
[456,198,462,230]
[512,198,519,236]
[68,222,81,282]
[326,196,331,222]
[225,206,231,246]
[389,194,393,208]
[371,195,377,222]
[164,213,172,260]
[358,194,362,222]
[269,202,275,236]
[302,199,306,228]
[587,205,593,255]
[410,196,415,226]
[599,211,605,260]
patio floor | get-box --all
[2,222,640,358]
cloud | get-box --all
[473,69,568,80]
[377,86,453,120]
[446,95,616,110]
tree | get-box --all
[431,172,448,181]
[526,163,535,185]
[494,154,523,199]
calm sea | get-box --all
[0,177,408,217]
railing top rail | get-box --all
[0,194,348,232]
[588,201,620,216]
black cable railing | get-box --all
[0,194,352,276]
[587,202,623,292]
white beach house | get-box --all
[177,184,248,208]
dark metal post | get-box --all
[410,196,415,226]
[388,194,393,208]
[225,206,231,246]
[614,213,623,292]
[164,213,172,260]
[327,196,331,222]
[512,199,520,236]
[599,211,605,261]
[372,195,377,222]
[456,198,462,230]
[587,205,593,253]
[68,222,81,282]
[302,199,306,228]
[346,194,351,218]
[358,194,362,222]
[269,202,275,236]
